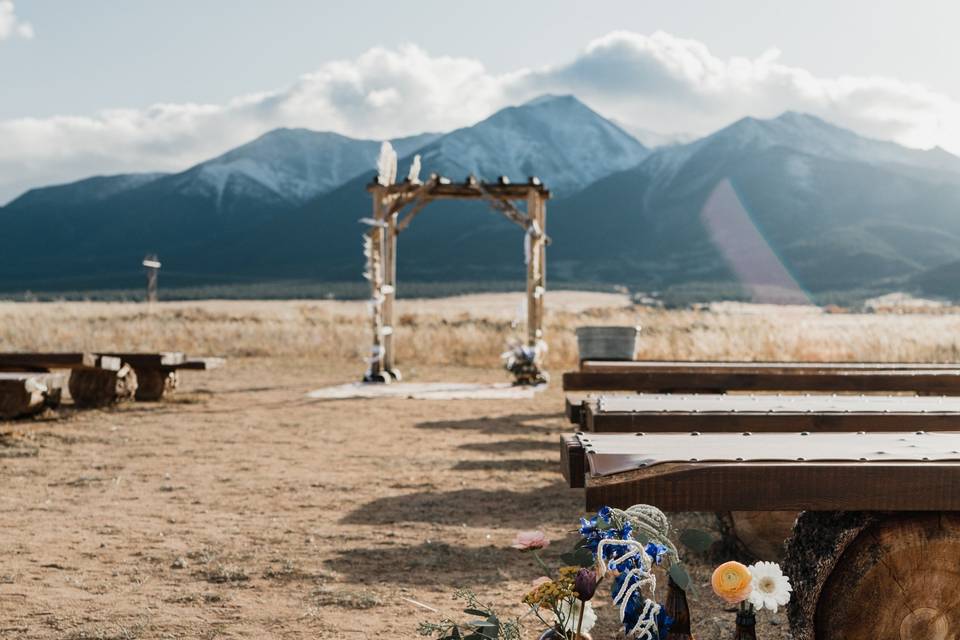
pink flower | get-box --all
[511,530,550,551]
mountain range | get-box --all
[3,94,960,302]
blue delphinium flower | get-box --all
[579,507,670,640]
[645,541,668,565]
[579,507,635,563]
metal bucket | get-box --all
[575,325,641,361]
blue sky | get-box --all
[2,0,960,201]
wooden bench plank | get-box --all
[583,393,960,432]
[563,369,960,394]
[174,357,225,371]
[105,352,186,368]
[0,352,121,371]
[579,360,960,373]
[563,431,960,511]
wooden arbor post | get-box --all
[526,188,547,356]
[361,170,550,384]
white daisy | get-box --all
[557,599,597,634]
[747,561,793,612]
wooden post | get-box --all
[365,186,388,382]
[143,254,161,304]
[525,191,540,351]
[536,197,546,349]
[382,209,399,379]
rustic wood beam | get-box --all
[367,178,551,200]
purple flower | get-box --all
[574,568,598,601]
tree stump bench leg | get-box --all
[716,511,798,561]
[0,372,64,418]
[68,365,138,407]
[134,367,178,401]
[785,511,960,640]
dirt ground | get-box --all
[0,356,792,639]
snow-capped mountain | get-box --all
[6,100,960,300]
[8,172,168,209]
[545,111,960,296]
[167,128,439,210]
[641,112,960,193]
[414,95,649,196]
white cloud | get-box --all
[0,1,33,40]
[4,30,960,203]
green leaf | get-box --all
[679,528,716,553]
[669,563,691,590]
[463,609,488,617]
[560,546,595,567]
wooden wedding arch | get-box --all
[362,144,550,384]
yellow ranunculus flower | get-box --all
[711,561,753,604]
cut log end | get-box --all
[786,511,960,640]
[69,366,138,407]
[0,372,63,419]
[715,511,798,562]
[134,368,178,401]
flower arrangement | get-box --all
[418,504,703,640]
[710,560,792,638]
[515,505,689,640]
[501,338,548,385]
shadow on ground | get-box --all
[326,541,519,587]
[416,413,561,435]
[451,459,553,472]
[341,481,578,528]
[326,531,586,588]
[458,438,556,454]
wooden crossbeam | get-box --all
[367,177,551,200]
[0,352,121,371]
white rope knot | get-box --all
[595,538,661,640]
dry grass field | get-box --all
[2,292,960,639]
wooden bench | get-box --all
[0,372,65,419]
[0,352,136,407]
[560,431,960,640]
[577,393,960,432]
[103,353,225,401]
[563,360,960,394]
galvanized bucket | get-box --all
[575,325,641,361]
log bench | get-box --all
[578,393,960,432]
[0,372,65,419]
[571,394,960,559]
[561,431,960,640]
[103,353,225,401]
[0,352,136,407]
